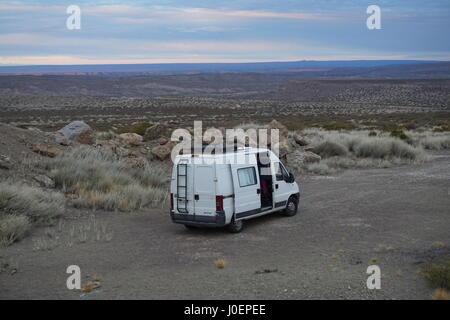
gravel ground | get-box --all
[1,152,449,300]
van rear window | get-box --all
[237,167,257,187]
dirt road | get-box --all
[1,152,449,299]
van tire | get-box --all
[228,219,244,233]
[184,224,197,230]
[282,196,298,217]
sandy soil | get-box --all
[1,152,449,300]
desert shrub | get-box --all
[305,162,336,175]
[419,136,450,150]
[121,122,153,136]
[432,288,450,300]
[234,122,266,130]
[368,131,377,137]
[313,141,348,158]
[298,128,429,175]
[96,131,117,141]
[0,181,64,225]
[402,121,417,130]
[421,257,450,290]
[0,181,64,246]
[354,138,425,160]
[433,124,450,132]
[322,122,357,131]
[390,129,411,142]
[0,215,31,246]
[48,146,169,211]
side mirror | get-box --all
[285,172,295,183]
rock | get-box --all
[302,151,321,164]
[101,140,130,157]
[32,144,62,158]
[118,133,143,147]
[33,175,55,188]
[286,150,321,168]
[53,121,95,145]
[144,123,171,141]
[267,119,289,138]
[151,144,172,161]
[122,156,148,168]
[292,133,310,146]
[276,138,292,159]
[0,155,11,170]
[158,137,169,145]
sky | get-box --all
[0,0,449,65]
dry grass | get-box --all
[432,288,450,300]
[0,181,65,246]
[421,256,450,290]
[214,259,227,269]
[293,128,432,175]
[47,146,168,211]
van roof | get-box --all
[175,146,274,160]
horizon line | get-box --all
[0,58,447,68]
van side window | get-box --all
[275,162,289,181]
[237,167,257,187]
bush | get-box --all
[96,131,117,141]
[121,122,153,136]
[0,215,31,246]
[368,131,377,137]
[48,146,169,211]
[322,122,357,131]
[313,141,348,158]
[0,181,64,246]
[390,130,410,142]
[0,182,64,225]
[354,138,425,161]
[421,257,450,290]
[419,136,450,150]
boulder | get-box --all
[302,151,322,164]
[292,133,310,146]
[53,121,95,145]
[267,119,289,138]
[118,133,143,147]
[144,123,171,141]
[151,144,173,161]
[32,144,62,158]
[158,137,169,145]
[33,175,55,188]
[286,150,321,168]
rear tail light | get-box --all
[170,193,174,210]
[216,195,224,212]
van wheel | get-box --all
[228,219,244,233]
[282,196,298,217]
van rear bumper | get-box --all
[170,210,226,227]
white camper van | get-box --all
[170,147,300,233]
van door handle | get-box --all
[194,194,199,200]
[256,189,260,194]
[275,184,279,189]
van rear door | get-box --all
[231,164,261,218]
[193,164,216,217]
[175,160,195,214]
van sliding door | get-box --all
[231,164,261,219]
